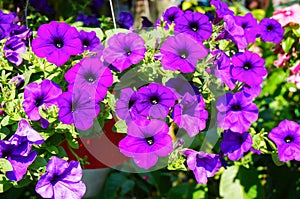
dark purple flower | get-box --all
[173,93,208,137]
[241,84,262,99]
[57,90,100,130]
[23,79,62,122]
[76,13,100,27]
[160,33,208,73]
[118,119,173,169]
[117,12,134,30]
[79,30,101,51]
[175,11,212,42]
[91,0,104,9]
[220,130,252,161]
[35,156,86,199]
[235,13,259,43]
[165,77,199,99]
[141,17,154,29]
[183,149,221,184]
[268,120,300,162]
[156,6,184,29]
[259,18,284,44]
[135,83,176,119]
[216,92,259,133]
[103,32,146,72]
[29,0,55,14]
[10,25,32,43]
[0,10,15,40]
[210,0,234,20]
[65,57,113,102]
[212,50,236,90]
[4,36,26,66]
[9,74,24,88]
[231,50,267,86]
[32,21,83,66]
[116,88,139,121]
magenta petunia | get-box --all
[79,30,101,51]
[32,21,83,66]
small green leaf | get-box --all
[114,120,127,133]
[282,37,295,53]
[0,174,12,193]
[271,153,285,166]
[292,26,300,37]
[0,159,13,172]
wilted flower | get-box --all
[3,36,26,66]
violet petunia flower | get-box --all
[210,0,234,21]
[173,93,208,137]
[79,30,101,51]
[29,0,55,15]
[241,84,262,99]
[216,92,259,133]
[235,13,259,43]
[4,36,26,66]
[220,130,253,161]
[103,32,146,72]
[57,90,100,130]
[160,33,208,73]
[10,25,32,43]
[76,13,100,27]
[9,74,24,88]
[231,50,267,86]
[155,6,184,29]
[32,21,83,66]
[118,119,173,169]
[183,149,221,184]
[35,156,86,199]
[141,17,154,29]
[258,18,284,44]
[117,12,134,30]
[268,120,300,162]
[175,11,212,42]
[0,10,15,40]
[116,88,139,121]
[23,79,62,124]
[135,83,176,119]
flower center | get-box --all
[71,101,78,113]
[129,98,136,109]
[179,49,189,59]
[168,15,175,22]
[124,47,131,56]
[284,135,294,143]
[189,22,199,32]
[241,23,247,29]
[35,97,44,107]
[146,137,154,145]
[84,73,97,83]
[50,174,61,185]
[267,25,274,32]
[243,62,252,70]
[149,95,160,105]
[54,38,64,48]
[82,39,90,47]
[231,104,242,111]
[284,10,292,16]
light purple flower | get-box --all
[103,32,146,72]
[210,0,234,20]
[35,156,86,199]
[32,21,83,66]
[0,10,15,40]
[118,119,173,169]
[116,88,139,121]
[268,120,300,162]
[9,74,24,88]
[160,33,208,73]
[79,30,101,51]
[4,36,26,66]
[173,93,208,137]
[216,92,259,133]
[220,130,253,161]
[235,13,259,43]
[183,149,221,184]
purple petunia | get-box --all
[235,13,259,43]
[175,11,212,42]
[10,25,32,43]
[118,119,173,169]
[268,120,300,162]
[0,10,15,40]
[220,130,253,161]
[79,30,101,51]
[35,156,86,199]
[259,18,284,44]
[210,0,234,20]
[1,119,44,181]
[29,0,55,15]
[23,79,62,128]
[183,149,222,184]
[103,32,146,72]
[156,6,184,29]
[173,93,208,137]
[117,12,134,30]
[231,50,267,86]
[116,88,139,122]
[160,33,208,73]
[216,92,259,133]
[76,13,100,27]
[4,36,26,66]
[65,57,113,102]
[135,83,176,119]
[57,89,100,130]
[32,21,83,66]
[241,84,262,99]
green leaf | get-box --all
[0,116,11,126]
[29,156,47,170]
[292,26,300,37]
[120,180,135,195]
[114,120,127,133]
[103,172,132,198]
[0,159,13,172]
[0,127,10,140]
[251,9,265,21]
[46,146,59,154]
[282,37,295,53]
[271,153,285,166]
[104,28,130,40]
[167,182,194,199]
[0,175,12,193]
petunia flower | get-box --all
[183,149,222,184]
[23,79,62,125]
[258,18,284,44]
[118,119,173,169]
[9,74,24,88]
[155,6,184,29]
[29,0,55,15]
[3,36,26,66]
[32,21,83,66]
[160,33,208,73]
[272,4,300,27]
[235,13,259,43]
[220,130,253,161]
[268,120,300,162]
[231,50,267,87]
[116,87,139,122]
[241,84,262,99]
[79,30,101,51]
[210,0,234,21]
[57,89,100,130]
[65,57,113,102]
[76,13,100,27]
[0,10,15,40]
[10,24,32,43]
[216,92,259,133]
[135,83,176,119]
[174,10,212,42]
[35,156,86,199]
[173,93,208,137]
[103,32,146,72]
[117,12,134,30]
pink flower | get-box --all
[290,62,300,73]
[287,62,300,89]
[272,4,300,27]
[274,53,290,68]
